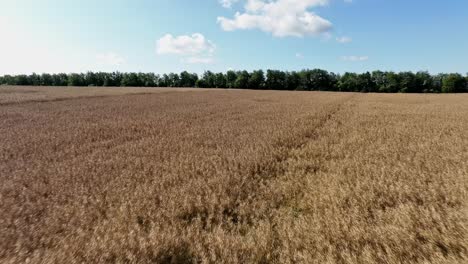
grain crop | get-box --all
[0,86,467,263]
[0,86,199,105]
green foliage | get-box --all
[0,70,467,93]
[338,73,359,92]
[0,75,15,85]
[235,71,250,89]
[248,70,265,90]
[84,72,98,86]
[306,69,335,91]
[29,73,41,86]
[121,73,142,87]
[226,70,237,88]
[198,71,215,88]
[286,71,301,90]
[195,79,206,88]
[51,73,68,86]
[442,73,467,93]
[466,74,468,91]
[357,72,376,93]
[214,73,227,88]
[68,73,85,86]
[372,71,386,92]
[383,72,401,93]
[266,70,286,90]
[196,71,225,88]
[398,72,419,93]
[159,74,169,87]
[415,71,434,93]
[180,71,198,87]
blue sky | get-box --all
[1,0,467,75]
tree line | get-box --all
[1,70,467,93]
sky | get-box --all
[0,0,467,75]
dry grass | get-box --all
[0,86,200,105]
[0,87,467,263]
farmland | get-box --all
[1,86,467,263]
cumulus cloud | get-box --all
[96,52,125,66]
[341,55,369,61]
[220,0,239,8]
[156,33,215,55]
[156,33,216,64]
[336,36,352,43]
[217,0,333,37]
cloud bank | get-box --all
[217,0,333,37]
[156,33,215,64]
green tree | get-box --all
[179,71,197,87]
[199,71,216,88]
[84,72,97,86]
[167,73,180,87]
[159,74,170,87]
[398,72,420,93]
[415,71,433,93]
[195,79,207,88]
[226,70,237,88]
[299,69,333,91]
[29,73,41,86]
[235,71,250,89]
[442,73,467,93]
[68,73,85,86]
[383,72,400,93]
[1,69,467,93]
[266,70,286,90]
[338,73,359,92]
[137,73,157,87]
[431,74,444,93]
[93,72,107,86]
[248,70,265,89]
[357,72,376,93]
[106,72,118,86]
[2,75,15,85]
[121,73,142,87]
[214,73,227,88]
[52,73,68,86]
[372,71,387,92]
[40,73,53,86]
[466,74,468,91]
[286,71,301,90]
[305,69,333,91]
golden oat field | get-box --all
[0,86,467,263]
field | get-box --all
[1,86,467,264]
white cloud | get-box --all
[156,33,215,56]
[156,33,216,64]
[220,0,239,8]
[96,52,125,66]
[217,0,333,37]
[336,36,352,43]
[296,52,304,59]
[341,56,369,61]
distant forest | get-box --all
[1,70,467,93]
